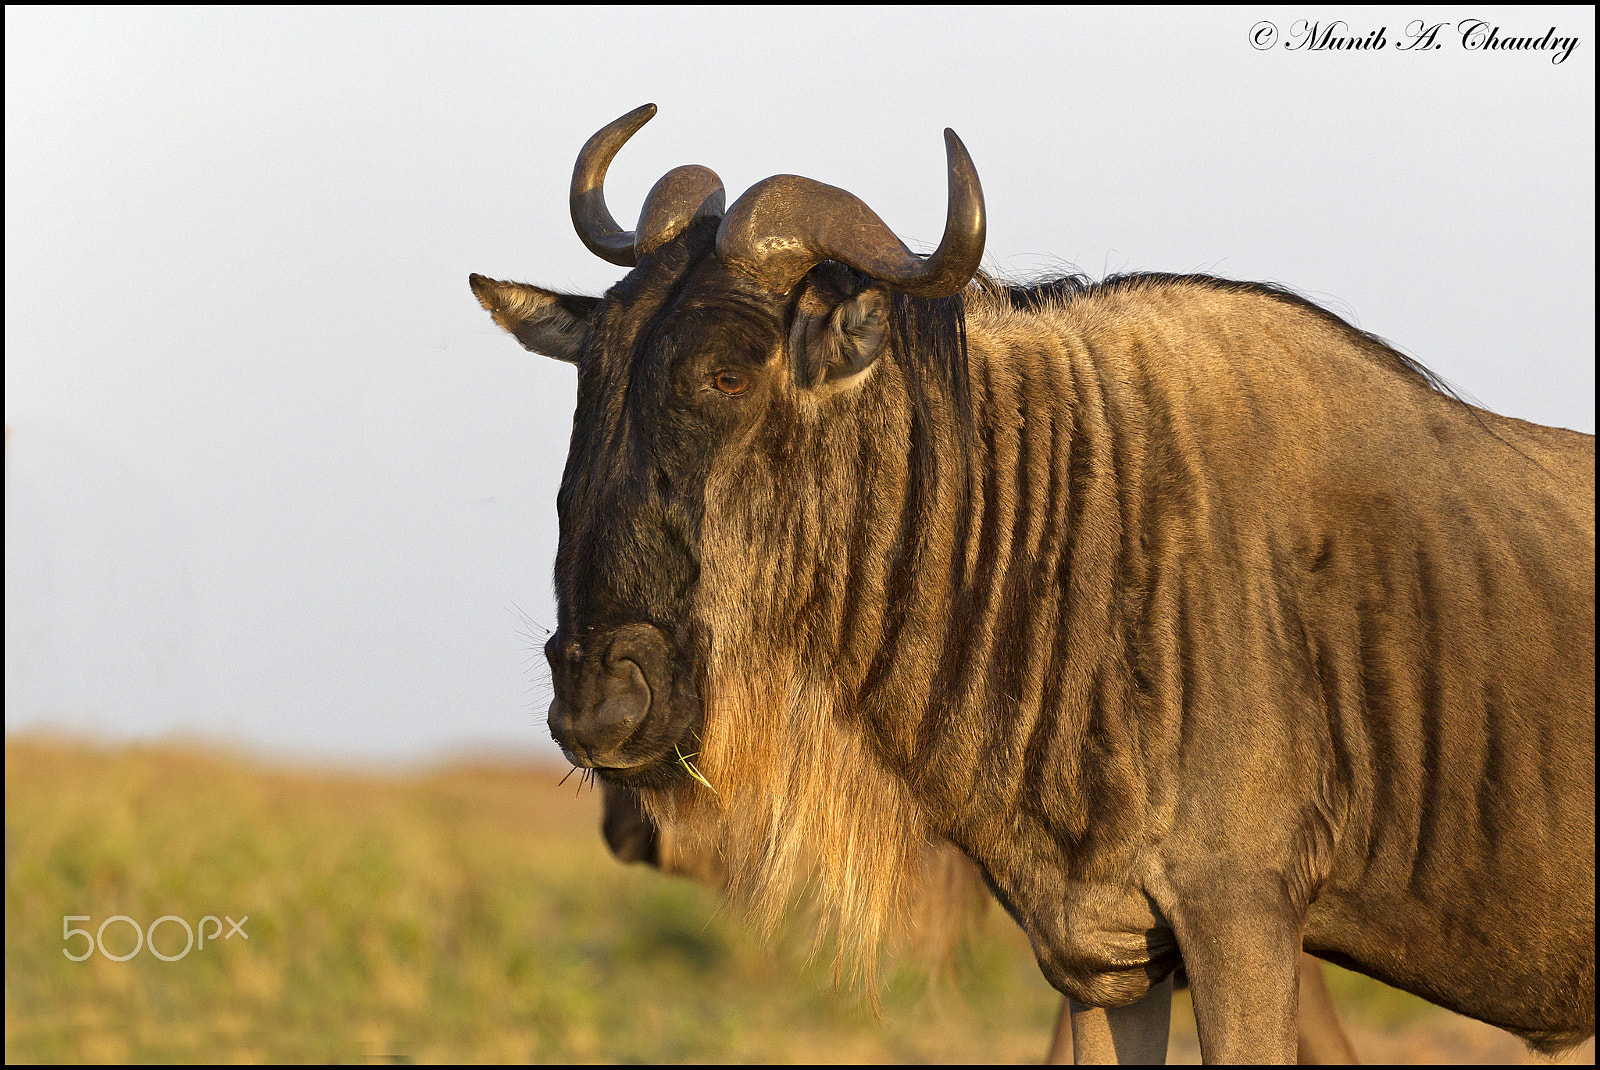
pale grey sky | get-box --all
[5,7,1594,763]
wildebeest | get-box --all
[472,105,1595,1062]
[599,781,1359,1063]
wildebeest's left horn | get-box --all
[571,105,727,265]
[716,129,985,298]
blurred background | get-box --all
[5,6,1595,1063]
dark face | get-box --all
[474,231,896,788]
[474,108,979,787]
[543,224,789,786]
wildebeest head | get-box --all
[470,105,984,788]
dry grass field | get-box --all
[4,736,1593,1064]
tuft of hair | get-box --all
[638,644,934,1006]
[642,770,991,987]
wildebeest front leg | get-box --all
[1068,975,1174,1064]
[1166,872,1301,1063]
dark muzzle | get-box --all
[545,622,697,776]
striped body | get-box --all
[472,110,1594,1058]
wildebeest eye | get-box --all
[711,369,750,396]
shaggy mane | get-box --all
[986,270,1466,402]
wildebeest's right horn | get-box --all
[571,104,727,266]
[716,129,986,298]
[634,165,726,257]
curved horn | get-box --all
[716,129,985,298]
[570,104,657,267]
[635,165,726,257]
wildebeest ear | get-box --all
[468,273,598,363]
[792,283,891,391]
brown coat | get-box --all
[473,110,1594,1061]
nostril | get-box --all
[593,657,651,734]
